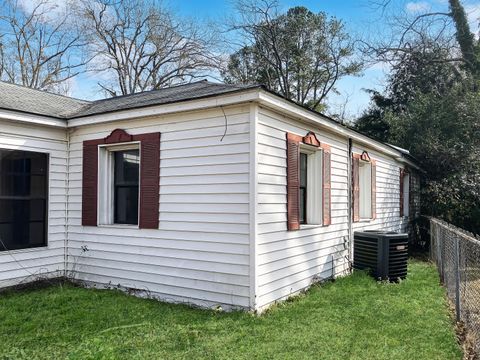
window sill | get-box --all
[358,218,373,223]
[98,224,139,229]
[0,245,49,255]
[299,224,323,230]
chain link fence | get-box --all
[429,217,480,354]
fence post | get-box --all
[454,236,461,322]
[438,226,444,282]
[428,219,438,266]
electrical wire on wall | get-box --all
[220,106,228,142]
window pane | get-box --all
[115,150,140,185]
[299,188,306,224]
[359,162,372,218]
[300,153,308,187]
[299,153,308,224]
[0,150,47,251]
[114,186,139,224]
[114,150,139,225]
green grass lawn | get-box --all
[0,260,461,360]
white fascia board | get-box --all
[0,109,66,128]
[67,90,261,127]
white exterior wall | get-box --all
[0,119,67,288]
[255,107,350,310]
[254,107,408,310]
[66,105,252,309]
[0,97,412,311]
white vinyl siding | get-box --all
[0,119,67,288]
[254,107,410,311]
[0,96,414,312]
[255,107,350,310]
[67,105,252,309]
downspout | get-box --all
[347,138,353,272]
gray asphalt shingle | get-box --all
[0,81,89,118]
[0,80,258,119]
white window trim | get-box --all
[359,160,372,220]
[97,142,141,228]
[300,145,323,226]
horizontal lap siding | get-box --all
[256,108,349,310]
[67,106,251,308]
[351,146,407,233]
[0,120,67,288]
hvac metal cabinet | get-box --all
[353,231,409,281]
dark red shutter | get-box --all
[399,168,404,217]
[322,144,331,226]
[352,154,360,222]
[82,139,101,226]
[286,132,301,230]
[134,132,160,229]
[371,159,377,220]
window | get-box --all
[299,147,323,225]
[0,150,48,251]
[403,172,410,217]
[299,153,307,224]
[114,150,140,224]
[98,144,140,226]
[359,160,372,219]
[82,129,160,229]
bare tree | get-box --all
[223,0,362,110]
[0,0,88,94]
[361,0,476,70]
[80,0,221,96]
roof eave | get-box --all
[256,90,421,168]
[67,87,262,127]
[0,108,67,128]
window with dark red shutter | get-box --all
[286,131,331,230]
[82,129,160,229]
[352,152,376,222]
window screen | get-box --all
[0,150,48,251]
[114,150,139,225]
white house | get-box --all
[0,80,420,312]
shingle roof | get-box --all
[71,81,257,118]
[0,81,89,118]
[0,80,258,119]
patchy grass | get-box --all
[0,260,461,360]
